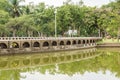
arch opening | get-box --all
[83,40,85,44]
[0,61,7,67]
[23,42,30,48]
[52,41,57,46]
[90,40,92,43]
[72,40,76,45]
[78,40,81,44]
[43,41,49,47]
[0,43,7,49]
[87,40,89,44]
[33,42,40,47]
[60,41,64,45]
[12,42,19,48]
[66,41,71,45]
[23,59,30,65]
[34,58,40,64]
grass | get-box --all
[98,38,120,44]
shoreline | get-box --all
[0,46,96,56]
[97,43,120,48]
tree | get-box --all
[0,0,119,37]
[0,10,9,24]
[7,0,25,18]
[99,1,120,37]
[0,10,9,36]
[0,0,9,11]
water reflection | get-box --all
[0,48,99,70]
[0,48,120,80]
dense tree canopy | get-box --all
[0,0,120,37]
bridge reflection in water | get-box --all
[0,48,102,70]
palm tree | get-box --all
[7,0,25,18]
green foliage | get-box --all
[0,0,9,11]
[0,10,9,24]
[0,10,9,36]
[0,0,119,37]
[7,0,25,17]
[5,15,35,36]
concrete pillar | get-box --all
[40,40,43,50]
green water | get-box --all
[0,48,120,80]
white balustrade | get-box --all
[0,37,102,41]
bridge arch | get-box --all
[87,40,89,44]
[66,40,71,45]
[33,58,40,64]
[52,41,57,46]
[43,41,49,47]
[78,40,81,44]
[0,61,8,68]
[60,41,64,45]
[93,40,95,43]
[33,42,40,47]
[72,40,76,45]
[12,42,19,48]
[23,59,30,65]
[23,42,30,48]
[0,43,7,49]
[83,40,85,44]
[90,40,92,43]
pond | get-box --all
[0,48,120,80]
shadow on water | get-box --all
[0,48,120,80]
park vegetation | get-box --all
[0,0,120,37]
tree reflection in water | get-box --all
[0,48,120,80]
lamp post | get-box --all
[54,9,57,37]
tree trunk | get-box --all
[78,26,80,37]
[98,29,101,37]
[28,30,30,37]
[37,31,41,37]
[30,31,33,37]
[13,30,16,37]
[41,32,43,37]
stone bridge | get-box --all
[0,37,102,55]
[0,48,102,70]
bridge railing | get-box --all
[0,37,102,41]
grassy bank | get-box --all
[98,38,120,44]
